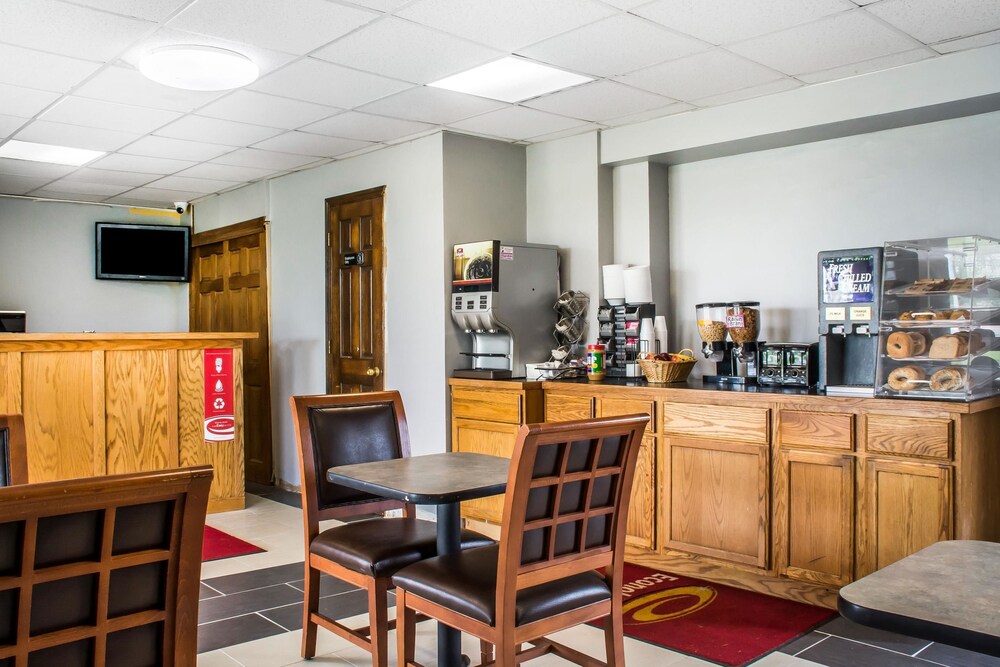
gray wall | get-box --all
[0,197,188,332]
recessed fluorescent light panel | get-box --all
[139,45,259,91]
[428,57,593,103]
[0,139,105,166]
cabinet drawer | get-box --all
[662,403,769,445]
[597,397,655,430]
[452,388,522,424]
[779,411,854,450]
[866,415,952,460]
[545,393,593,422]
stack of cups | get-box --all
[654,316,668,355]
[602,265,627,305]
[623,265,652,304]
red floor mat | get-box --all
[592,563,836,666]
[202,525,266,562]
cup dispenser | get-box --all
[451,241,559,379]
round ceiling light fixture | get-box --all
[139,45,259,91]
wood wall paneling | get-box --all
[105,350,173,475]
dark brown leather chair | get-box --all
[393,414,649,667]
[0,465,213,666]
[0,413,28,486]
[289,391,493,666]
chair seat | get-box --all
[392,544,611,626]
[311,517,494,578]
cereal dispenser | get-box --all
[696,301,762,384]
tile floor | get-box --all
[197,493,1000,667]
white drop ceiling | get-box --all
[1,0,998,209]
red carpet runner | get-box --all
[593,564,836,666]
[202,525,266,562]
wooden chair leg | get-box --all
[369,577,390,667]
[496,629,516,667]
[396,589,416,667]
[302,564,320,658]
[604,611,625,667]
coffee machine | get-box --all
[817,247,885,395]
[696,301,761,384]
[451,240,559,379]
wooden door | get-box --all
[326,187,386,393]
[189,218,273,485]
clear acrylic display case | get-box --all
[876,235,1000,401]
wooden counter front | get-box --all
[0,333,256,512]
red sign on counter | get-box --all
[204,348,234,442]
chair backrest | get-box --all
[290,391,412,528]
[496,414,648,601]
[0,414,28,486]
[0,465,213,667]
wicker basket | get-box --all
[638,349,696,384]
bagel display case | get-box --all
[875,235,1000,401]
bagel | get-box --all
[929,367,967,392]
[887,365,926,392]
[886,331,927,358]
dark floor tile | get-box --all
[799,636,936,667]
[197,613,287,653]
[778,631,830,655]
[918,643,1000,667]
[204,561,307,595]
[818,616,933,655]
[198,583,303,624]
[200,583,223,601]
[247,484,301,509]
[259,589,373,632]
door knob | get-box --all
[366,367,382,377]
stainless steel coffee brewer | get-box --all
[451,240,559,379]
[696,301,762,384]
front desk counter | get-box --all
[449,376,1000,608]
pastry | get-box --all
[933,309,952,320]
[929,367,967,392]
[929,335,969,359]
[887,365,926,391]
[948,278,973,293]
[897,311,914,327]
[911,310,935,321]
[950,308,971,320]
[886,331,927,358]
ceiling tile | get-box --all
[448,106,590,141]
[796,48,932,84]
[933,29,1000,54]
[519,14,709,78]
[524,81,677,122]
[174,162,274,182]
[617,49,785,102]
[0,114,29,138]
[149,174,242,194]
[633,0,855,45]
[728,11,918,75]
[73,65,227,112]
[0,0,154,61]
[211,148,320,170]
[119,27,295,78]
[154,115,284,146]
[120,135,235,161]
[340,0,411,10]
[302,111,436,142]
[14,120,140,152]
[251,58,413,109]
[692,77,802,106]
[396,0,617,52]
[0,173,55,195]
[66,0,191,21]
[358,86,505,124]
[118,185,209,203]
[29,189,109,202]
[602,101,695,127]
[867,0,1000,44]
[0,84,60,119]
[87,153,195,174]
[312,16,503,84]
[0,157,75,179]
[597,0,653,8]
[196,91,339,129]
[166,0,378,54]
[251,132,373,158]
[62,167,160,187]
[0,44,102,93]
[40,97,182,135]
[39,178,132,196]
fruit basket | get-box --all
[638,349,696,384]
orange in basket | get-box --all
[638,349,696,384]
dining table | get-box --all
[327,450,510,667]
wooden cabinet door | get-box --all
[665,437,769,568]
[774,449,854,586]
[625,436,656,551]
[860,457,952,575]
[544,392,593,422]
[452,418,519,524]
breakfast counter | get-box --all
[449,376,1000,607]
[0,332,256,512]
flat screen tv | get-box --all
[95,222,191,282]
